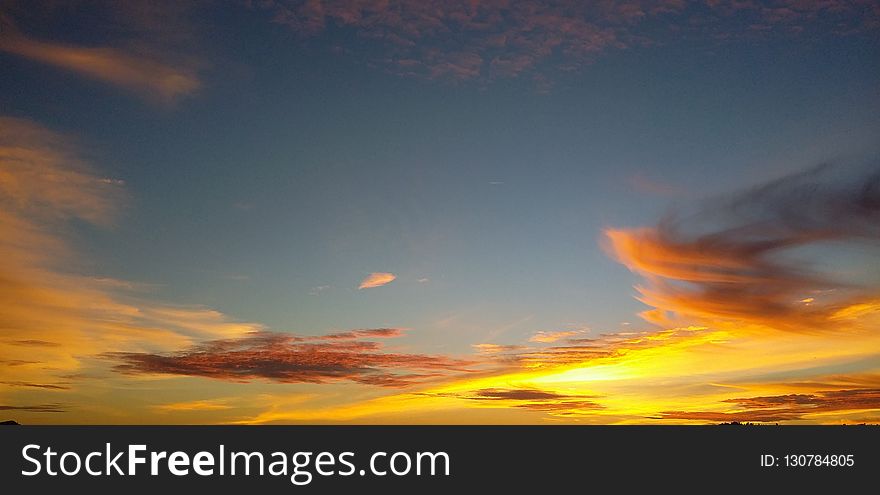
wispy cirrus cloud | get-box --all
[318,327,405,340]
[358,272,396,289]
[0,32,201,103]
[0,2,203,103]
[472,343,526,355]
[529,329,586,343]
[0,116,123,224]
[0,403,67,413]
[153,399,234,413]
[425,388,603,413]
[0,381,69,390]
[0,116,264,418]
[257,0,879,87]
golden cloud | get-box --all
[358,272,397,289]
[0,117,260,420]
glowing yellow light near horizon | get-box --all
[531,364,629,384]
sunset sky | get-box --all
[1,0,879,424]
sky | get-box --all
[1,0,879,424]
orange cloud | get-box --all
[0,116,261,420]
[661,388,880,423]
[317,328,405,340]
[529,330,585,343]
[358,272,396,289]
[0,27,200,103]
[605,164,880,331]
[425,388,602,412]
[241,164,880,425]
[153,399,234,413]
[3,113,879,425]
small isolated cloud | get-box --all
[358,272,396,289]
[317,328,404,340]
[529,330,586,343]
[472,343,525,355]
[308,285,330,296]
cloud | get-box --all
[225,162,880,424]
[6,340,61,347]
[0,2,203,103]
[308,285,330,296]
[0,116,123,224]
[0,381,70,390]
[0,116,265,416]
[0,381,69,390]
[660,388,880,423]
[256,0,878,87]
[472,343,526,355]
[725,388,880,412]
[475,326,708,371]
[427,388,603,413]
[506,341,617,368]
[262,0,632,84]
[0,32,200,103]
[358,272,396,289]
[153,399,233,412]
[473,388,571,401]
[317,328,405,340]
[658,410,801,422]
[109,330,475,388]
[606,164,880,331]
[529,330,586,343]
[0,403,67,413]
